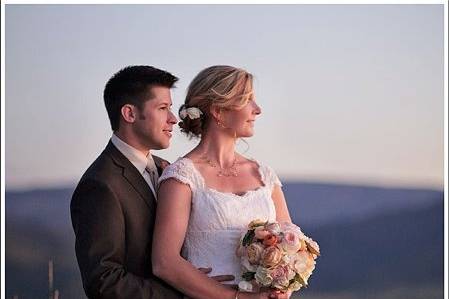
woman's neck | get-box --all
[196,130,237,168]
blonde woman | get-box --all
[152,66,292,299]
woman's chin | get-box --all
[239,130,254,138]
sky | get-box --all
[4,4,445,190]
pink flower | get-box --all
[271,265,291,289]
[281,231,301,254]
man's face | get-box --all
[132,85,177,150]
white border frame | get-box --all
[1,1,447,299]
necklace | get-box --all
[201,155,238,177]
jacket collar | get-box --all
[105,141,156,209]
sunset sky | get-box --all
[5,4,445,190]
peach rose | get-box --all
[247,243,264,264]
[263,234,278,246]
[293,251,316,280]
[262,246,282,267]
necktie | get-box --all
[146,159,159,191]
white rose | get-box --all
[186,107,202,119]
[179,109,187,119]
[180,107,203,120]
[241,256,257,272]
[255,266,273,287]
[238,280,254,292]
[266,222,281,235]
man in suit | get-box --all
[71,65,183,298]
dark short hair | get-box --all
[103,65,178,131]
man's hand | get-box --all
[183,268,236,299]
[198,267,235,283]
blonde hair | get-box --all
[179,65,254,137]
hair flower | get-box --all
[180,107,203,120]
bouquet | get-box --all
[236,220,320,293]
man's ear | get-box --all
[121,104,136,124]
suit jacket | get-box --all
[71,141,183,299]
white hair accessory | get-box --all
[180,107,203,120]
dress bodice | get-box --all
[159,157,282,284]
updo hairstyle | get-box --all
[179,65,254,138]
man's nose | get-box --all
[168,110,177,124]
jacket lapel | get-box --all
[105,141,156,209]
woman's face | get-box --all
[222,96,262,138]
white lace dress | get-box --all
[159,157,281,285]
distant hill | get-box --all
[282,182,442,228]
[300,201,443,296]
[5,182,444,299]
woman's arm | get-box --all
[272,185,292,223]
[152,179,265,299]
[271,186,293,299]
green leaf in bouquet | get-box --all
[242,229,255,247]
[296,273,308,288]
[241,271,256,281]
[248,219,268,229]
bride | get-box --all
[152,65,292,299]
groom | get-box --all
[71,65,183,298]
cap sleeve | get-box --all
[259,163,283,190]
[159,158,197,191]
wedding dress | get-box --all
[159,157,281,284]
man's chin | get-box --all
[154,140,170,150]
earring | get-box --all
[217,118,225,129]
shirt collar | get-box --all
[111,133,154,174]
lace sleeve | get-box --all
[259,164,283,190]
[158,158,196,191]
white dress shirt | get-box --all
[111,134,158,199]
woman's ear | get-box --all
[121,104,137,124]
[209,105,222,123]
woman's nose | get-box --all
[254,102,262,115]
